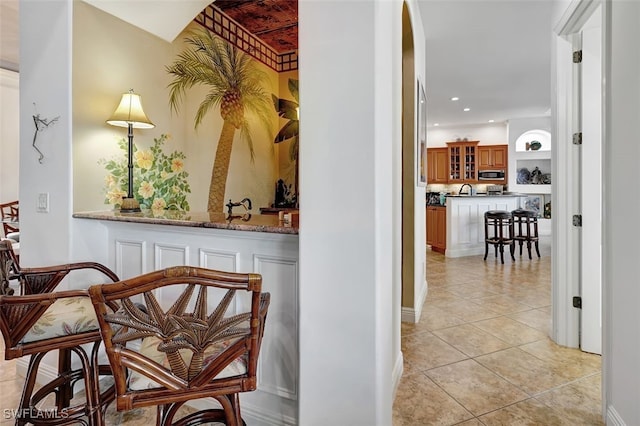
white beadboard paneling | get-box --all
[253,254,299,400]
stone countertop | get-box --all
[445,193,527,198]
[73,210,299,235]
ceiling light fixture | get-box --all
[488,119,495,123]
[463,107,470,112]
[434,123,440,127]
[450,97,459,101]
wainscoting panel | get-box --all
[253,254,299,400]
[114,239,146,279]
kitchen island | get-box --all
[445,194,525,258]
[73,210,299,425]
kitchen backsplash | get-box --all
[426,183,505,194]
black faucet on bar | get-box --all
[459,183,473,195]
[226,198,252,216]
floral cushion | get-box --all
[21,296,98,343]
[129,335,248,390]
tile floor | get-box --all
[393,244,603,425]
[0,243,602,426]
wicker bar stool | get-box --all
[512,208,541,259]
[484,210,515,264]
[0,240,118,426]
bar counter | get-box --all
[73,210,298,235]
[72,208,299,424]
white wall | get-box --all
[298,0,418,423]
[19,0,74,266]
[603,2,640,423]
[0,69,19,204]
[427,122,507,147]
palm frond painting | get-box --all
[167,28,273,212]
[272,78,299,206]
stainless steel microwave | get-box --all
[478,170,506,181]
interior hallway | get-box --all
[393,244,602,425]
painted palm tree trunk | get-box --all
[167,28,273,212]
[209,120,237,211]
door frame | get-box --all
[552,0,606,417]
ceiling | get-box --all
[0,0,551,129]
[417,0,553,128]
[0,0,19,72]
[214,0,298,53]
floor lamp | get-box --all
[106,90,155,213]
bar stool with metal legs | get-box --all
[484,210,515,264]
[512,208,541,259]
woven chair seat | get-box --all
[21,296,98,343]
[130,335,248,390]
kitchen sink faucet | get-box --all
[459,183,473,195]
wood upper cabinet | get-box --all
[478,145,508,169]
[427,148,449,184]
[447,141,479,182]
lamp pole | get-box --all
[120,122,141,212]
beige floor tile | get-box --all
[507,308,552,334]
[392,373,473,426]
[535,374,604,425]
[518,338,601,379]
[472,316,547,346]
[475,347,578,395]
[0,357,17,381]
[428,299,502,322]
[472,294,534,315]
[432,324,511,357]
[479,397,574,425]
[445,283,500,300]
[417,305,467,331]
[426,359,529,416]
[403,333,468,372]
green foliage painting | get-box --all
[166,28,273,212]
[272,78,299,206]
[99,134,191,211]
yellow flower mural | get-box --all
[151,198,167,211]
[171,158,184,173]
[99,134,191,210]
[135,150,154,170]
[138,181,155,199]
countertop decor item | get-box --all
[106,89,155,213]
[517,167,531,184]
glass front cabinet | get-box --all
[447,141,479,182]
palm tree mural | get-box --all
[272,78,299,206]
[167,28,273,212]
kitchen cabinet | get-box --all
[426,205,446,253]
[447,141,478,183]
[478,145,508,169]
[427,148,449,184]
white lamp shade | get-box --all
[106,92,155,129]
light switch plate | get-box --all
[37,193,49,213]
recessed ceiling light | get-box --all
[463,107,470,112]
[488,119,495,123]
[450,97,459,101]
[434,123,440,126]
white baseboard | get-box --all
[242,403,297,426]
[16,357,58,385]
[606,405,626,426]
[401,280,428,323]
